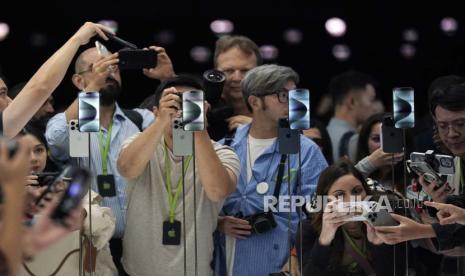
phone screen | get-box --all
[78,92,100,132]
[182,90,204,131]
[393,87,415,128]
[288,89,310,130]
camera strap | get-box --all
[273,154,288,202]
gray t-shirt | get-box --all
[121,135,240,276]
[327,117,358,162]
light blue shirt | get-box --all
[217,124,327,276]
[45,104,154,238]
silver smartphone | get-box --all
[78,92,100,132]
[172,118,193,156]
[95,41,111,57]
[410,152,455,175]
[182,90,204,131]
[69,120,89,157]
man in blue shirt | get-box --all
[45,45,175,274]
[215,64,327,276]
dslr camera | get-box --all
[203,69,234,141]
[237,211,277,234]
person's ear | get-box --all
[72,74,86,91]
[248,95,261,111]
[346,93,357,110]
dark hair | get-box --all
[310,118,334,165]
[214,35,262,67]
[329,70,376,106]
[153,74,204,108]
[355,113,384,163]
[429,77,465,116]
[310,160,371,270]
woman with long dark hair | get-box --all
[297,160,405,275]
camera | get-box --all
[203,69,234,141]
[238,211,277,234]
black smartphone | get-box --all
[118,49,157,70]
[50,167,90,224]
[288,88,310,130]
[182,90,205,131]
[381,115,403,153]
[278,118,299,154]
[393,87,415,129]
[78,92,100,132]
[36,172,61,187]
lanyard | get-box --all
[163,143,192,223]
[99,121,113,175]
[342,227,367,258]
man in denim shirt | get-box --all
[215,64,327,276]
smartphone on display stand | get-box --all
[172,118,193,156]
[78,92,100,132]
[182,90,205,131]
[69,120,89,157]
[393,87,415,129]
[288,89,310,130]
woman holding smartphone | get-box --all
[19,126,118,276]
[297,160,406,275]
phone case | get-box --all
[172,118,193,156]
[69,120,89,157]
[381,123,403,153]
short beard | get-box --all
[100,78,121,106]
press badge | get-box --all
[97,175,116,197]
[163,220,181,245]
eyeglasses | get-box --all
[253,89,289,103]
[76,64,118,75]
[436,119,465,135]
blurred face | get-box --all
[34,96,55,120]
[368,122,381,154]
[216,47,257,102]
[435,106,465,157]
[0,79,12,112]
[256,80,296,125]
[77,49,122,106]
[353,84,377,124]
[24,134,47,174]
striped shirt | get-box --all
[45,104,154,238]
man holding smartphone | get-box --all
[117,75,240,275]
[45,44,174,274]
[214,65,327,276]
[370,81,465,264]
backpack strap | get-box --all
[122,109,143,131]
[338,131,355,158]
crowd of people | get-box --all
[1,21,465,276]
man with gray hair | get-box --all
[215,64,327,275]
